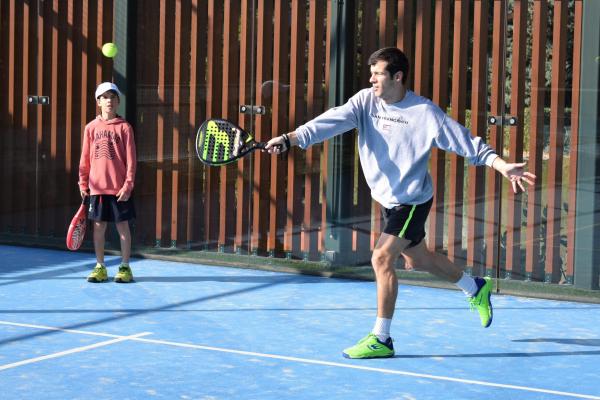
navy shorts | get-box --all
[381,197,433,248]
[88,195,136,222]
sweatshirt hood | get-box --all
[94,115,125,125]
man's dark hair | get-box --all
[368,47,410,84]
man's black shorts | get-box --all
[381,197,433,248]
[88,195,136,222]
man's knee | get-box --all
[371,249,396,271]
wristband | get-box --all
[282,133,291,150]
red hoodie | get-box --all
[78,115,136,196]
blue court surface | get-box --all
[0,244,599,400]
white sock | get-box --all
[372,317,392,342]
[455,272,478,297]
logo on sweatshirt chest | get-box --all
[94,130,120,160]
[371,113,409,135]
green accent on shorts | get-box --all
[398,204,417,238]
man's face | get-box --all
[369,60,402,102]
[96,91,119,114]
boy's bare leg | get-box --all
[93,221,107,264]
[115,220,131,264]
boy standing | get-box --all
[78,82,137,283]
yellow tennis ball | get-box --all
[102,42,118,58]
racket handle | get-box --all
[259,142,284,152]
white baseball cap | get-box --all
[95,82,122,99]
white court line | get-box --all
[0,320,126,338]
[134,337,600,400]
[0,331,151,371]
[1,320,598,399]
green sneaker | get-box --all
[469,276,493,328]
[114,264,134,283]
[87,263,108,283]
[342,333,394,359]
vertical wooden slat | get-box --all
[170,0,182,248]
[187,0,207,247]
[176,0,191,247]
[218,0,240,251]
[37,0,51,235]
[251,0,273,254]
[359,4,377,88]
[428,0,450,253]
[154,0,175,248]
[95,0,103,84]
[525,0,547,281]
[186,0,198,248]
[466,0,489,276]
[447,0,468,265]
[12,0,24,231]
[235,0,251,253]
[65,2,73,177]
[485,0,506,276]
[396,0,413,89]
[155,0,167,246]
[505,0,527,279]
[268,0,290,256]
[135,3,160,246]
[545,0,568,283]
[301,0,325,260]
[285,0,306,258]
[80,0,89,156]
[566,0,583,283]
[50,0,62,233]
[19,0,32,232]
[204,0,223,249]
[320,2,331,256]
[25,0,37,233]
[379,0,395,47]
[5,0,16,231]
[356,3,376,260]
[58,0,71,228]
[413,0,431,98]
[69,1,84,234]
[0,0,6,229]
[163,2,175,248]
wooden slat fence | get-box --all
[0,0,587,286]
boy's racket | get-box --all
[66,197,89,251]
[195,118,271,166]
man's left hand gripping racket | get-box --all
[66,196,89,251]
[195,118,270,166]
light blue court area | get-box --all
[0,245,599,400]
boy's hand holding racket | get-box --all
[66,195,90,251]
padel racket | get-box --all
[195,118,269,166]
[66,196,89,251]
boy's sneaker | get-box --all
[469,276,493,327]
[87,263,108,283]
[342,333,394,359]
[114,264,134,283]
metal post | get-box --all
[324,0,356,265]
[573,0,600,290]
[113,0,136,121]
